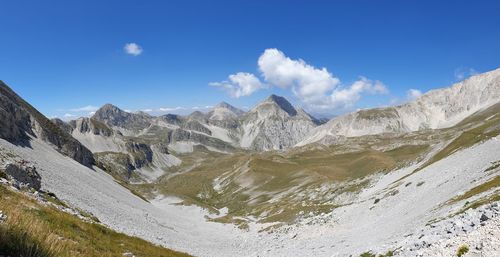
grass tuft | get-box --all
[0,185,191,257]
[456,244,469,257]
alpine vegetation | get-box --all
[1,1,500,256]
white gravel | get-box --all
[0,136,498,257]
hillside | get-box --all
[0,81,94,167]
[0,69,499,257]
[298,68,500,146]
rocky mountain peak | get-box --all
[94,104,126,118]
[92,104,152,131]
[259,94,297,116]
[187,111,207,121]
[209,102,245,120]
[215,101,232,109]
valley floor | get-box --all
[1,136,499,257]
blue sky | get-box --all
[1,0,499,119]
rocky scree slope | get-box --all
[0,71,499,256]
[51,116,179,183]
[2,106,498,257]
[0,81,94,167]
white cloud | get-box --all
[258,48,340,103]
[406,89,422,100]
[70,105,99,112]
[63,113,75,118]
[210,72,264,98]
[124,43,143,56]
[158,106,183,112]
[210,48,389,112]
[88,111,96,116]
[141,109,153,112]
[454,67,478,81]
[308,77,388,110]
[258,49,388,111]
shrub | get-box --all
[457,244,469,257]
[360,251,376,257]
[380,250,394,256]
[0,169,7,179]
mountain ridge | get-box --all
[298,68,500,146]
[0,80,94,167]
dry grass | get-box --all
[0,207,63,257]
[449,176,500,204]
[423,104,500,170]
[0,185,191,257]
[155,104,499,226]
[157,139,430,225]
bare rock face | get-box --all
[0,81,94,167]
[125,142,153,168]
[69,117,115,137]
[181,120,212,135]
[92,104,152,131]
[299,68,500,146]
[88,96,319,152]
[239,94,318,150]
[51,118,74,134]
[2,160,41,190]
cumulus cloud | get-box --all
[210,72,264,98]
[63,113,75,118]
[210,48,389,112]
[258,48,340,103]
[406,89,423,100]
[330,78,387,107]
[302,77,388,110]
[69,105,99,112]
[124,43,143,56]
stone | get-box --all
[480,214,489,222]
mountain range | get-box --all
[0,68,499,257]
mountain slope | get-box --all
[207,102,245,121]
[0,76,499,257]
[239,95,318,150]
[55,117,182,183]
[0,183,191,257]
[298,68,500,146]
[67,117,126,153]
[0,81,94,167]
[87,96,319,152]
[92,104,153,133]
